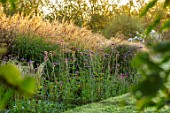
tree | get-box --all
[0,0,43,16]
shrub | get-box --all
[102,14,144,39]
[87,14,110,32]
[0,13,112,52]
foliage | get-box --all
[0,1,144,111]
[0,55,36,109]
[0,31,140,111]
[0,0,43,16]
[42,0,150,33]
[140,0,170,34]
[9,34,60,63]
[102,14,144,39]
[10,35,137,98]
[132,41,170,110]
[132,0,170,111]
[0,0,16,10]
[43,0,114,29]
[87,13,110,32]
[44,0,88,26]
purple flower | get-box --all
[44,51,48,55]
[53,62,58,66]
[75,70,79,75]
[125,73,129,77]
[120,74,125,80]
[21,58,24,61]
[104,54,110,58]
[123,55,127,60]
[117,64,120,67]
[120,73,129,80]
[44,55,49,61]
[65,58,69,63]
[80,52,83,56]
[72,58,76,62]
[60,81,63,86]
[28,60,34,64]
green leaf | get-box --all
[131,52,148,68]
[133,52,162,71]
[152,41,170,53]
[161,19,170,31]
[137,97,156,110]
[134,73,163,97]
[145,16,161,35]
[9,0,16,9]
[0,0,7,3]
[0,0,17,10]
[156,98,167,110]
[20,77,36,95]
[164,0,170,8]
[140,0,158,17]
[0,88,14,109]
[0,63,22,87]
[161,55,170,64]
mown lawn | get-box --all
[64,93,170,113]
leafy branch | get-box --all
[132,0,170,111]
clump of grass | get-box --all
[0,12,146,54]
[9,34,60,62]
[0,13,112,52]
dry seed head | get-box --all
[0,12,146,52]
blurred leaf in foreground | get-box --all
[0,63,36,109]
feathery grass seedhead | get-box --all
[0,13,145,53]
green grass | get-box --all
[64,93,170,113]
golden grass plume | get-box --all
[0,12,146,52]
